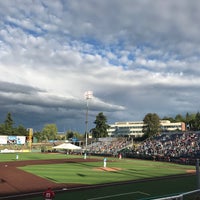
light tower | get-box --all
[84,91,93,159]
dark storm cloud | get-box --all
[0,0,200,132]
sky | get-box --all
[0,0,200,133]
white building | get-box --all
[107,120,186,137]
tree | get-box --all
[1,112,15,135]
[143,113,161,138]
[66,130,74,139]
[66,130,83,140]
[185,112,196,130]
[162,116,176,122]
[0,113,28,136]
[15,125,28,136]
[192,112,200,131]
[41,124,58,141]
[33,131,43,142]
[175,114,184,122]
[4,112,14,129]
[91,112,110,138]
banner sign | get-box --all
[0,135,26,145]
[0,136,8,144]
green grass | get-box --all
[23,175,198,200]
[20,158,196,185]
[0,152,71,161]
[0,152,199,200]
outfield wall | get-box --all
[0,135,26,144]
[0,149,30,153]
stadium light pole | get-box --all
[84,91,93,159]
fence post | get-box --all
[196,159,200,189]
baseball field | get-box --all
[0,152,199,200]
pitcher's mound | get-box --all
[94,167,122,172]
[186,170,196,173]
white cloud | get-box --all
[0,0,200,132]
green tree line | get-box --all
[142,112,200,139]
[0,113,87,142]
[0,113,28,136]
[1,111,200,142]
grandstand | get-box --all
[121,131,200,165]
[87,137,132,156]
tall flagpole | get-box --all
[84,91,93,159]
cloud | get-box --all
[0,0,200,132]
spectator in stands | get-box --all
[43,187,55,200]
[132,132,200,164]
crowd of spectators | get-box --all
[128,132,200,165]
[87,137,132,156]
[86,132,200,165]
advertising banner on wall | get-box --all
[16,136,26,144]
[7,136,17,144]
[0,136,8,144]
[0,135,26,145]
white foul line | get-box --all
[87,191,151,200]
